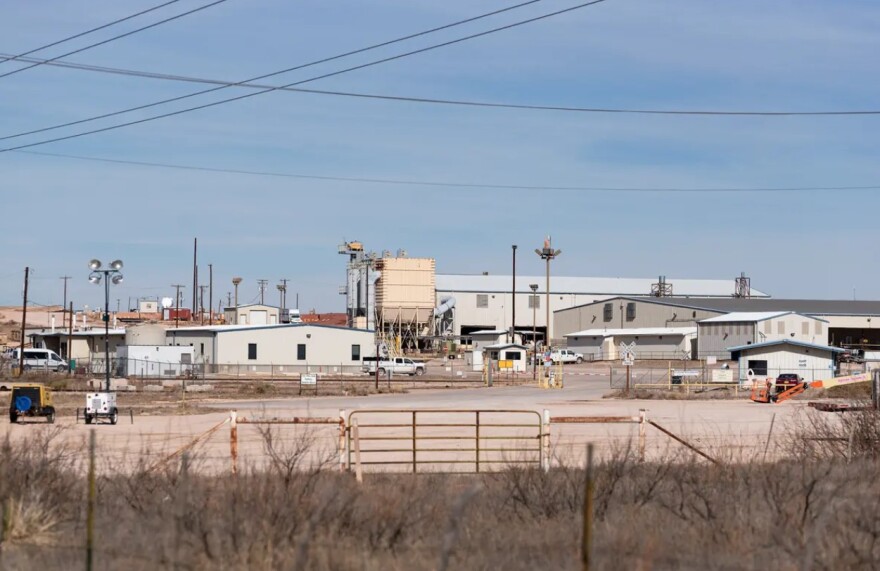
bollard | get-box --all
[229,410,238,476]
[638,409,647,462]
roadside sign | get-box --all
[300,374,317,386]
[620,342,636,367]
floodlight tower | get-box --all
[534,237,561,348]
[84,259,124,426]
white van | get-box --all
[9,348,68,372]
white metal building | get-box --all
[698,312,828,360]
[565,327,697,361]
[436,274,768,342]
[165,323,375,372]
[117,345,194,378]
[484,343,528,372]
[728,339,843,384]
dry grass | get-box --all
[1,412,879,569]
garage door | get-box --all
[250,310,268,325]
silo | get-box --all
[125,323,167,346]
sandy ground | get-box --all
[0,374,809,475]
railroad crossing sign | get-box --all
[620,342,636,367]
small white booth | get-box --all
[483,343,528,373]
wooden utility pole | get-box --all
[199,285,208,324]
[67,301,73,373]
[60,275,71,309]
[18,267,29,375]
[208,263,214,325]
[192,238,198,315]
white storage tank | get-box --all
[125,323,166,346]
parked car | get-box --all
[550,349,584,364]
[362,357,426,376]
[774,373,803,394]
[8,348,68,372]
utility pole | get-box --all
[171,284,185,328]
[280,278,289,311]
[208,263,214,325]
[67,301,73,372]
[18,267,29,375]
[199,285,208,324]
[511,245,517,344]
[257,279,268,305]
[192,238,198,315]
[60,275,71,310]
[232,278,242,324]
[226,292,232,309]
[530,283,539,381]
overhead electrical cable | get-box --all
[0,0,182,65]
[0,0,612,152]
[0,0,228,80]
[14,149,880,193]
[0,0,545,142]
[0,52,877,128]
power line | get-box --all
[0,0,181,66]
[14,148,880,193]
[2,51,879,122]
[0,0,610,152]
[0,0,543,142]
[0,0,228,81]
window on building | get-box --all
[351,344,361,361]
[297,344,307,361]
[603,303,613,322]
[506,351,522,361]
[747,359,768,376]
[528,295,540,309]
[200,343,204,356]
[626,302,636,321]
[815,322,822,335]
[247,343,257,360]
[777,321,785,335]
[802,322,810,335]
[476,294,489,308]
[764,320,772,334]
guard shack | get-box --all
[483,343,528,373]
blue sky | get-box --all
[1,0,879,311]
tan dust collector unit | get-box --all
[374,257,436,350]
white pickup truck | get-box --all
[362,357,427,376]
[550,349,584,364]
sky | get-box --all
[1,0,879,312]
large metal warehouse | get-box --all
[437,274,768,344]
[555,297,880,355]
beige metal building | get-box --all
[555,296,724,339]
[166,323,374,371]
[223,304,281,326]
[565,327,697,361]
[698,312,828,360]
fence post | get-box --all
[873,370,880,410]
[412,411,417,474]
[638,409,647,462]
[229,410,238,476]
[581,443,594,571]
[353,419,363,483]
[475,411,481,474]
[86,430,96,571]
[339,409,347,472]
[542,409,551,472]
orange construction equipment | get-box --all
[751,372,872,404]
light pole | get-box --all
[530,283,538,380]
[232,277,242,324]
[88,259,124,392]
[535,237,561,350]
[511,245,517,344]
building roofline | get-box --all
[727,339,845,353]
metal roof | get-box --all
[700,311,793,323]
[727,339,845,354]
[566,327,697,338]
[167,323,373,334]
[469,329,508,336]
[484,343,528,350]
[436,274,768,297]
[29,329,126,338]
[557,295,880,317]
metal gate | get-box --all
[346,409,544,474]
